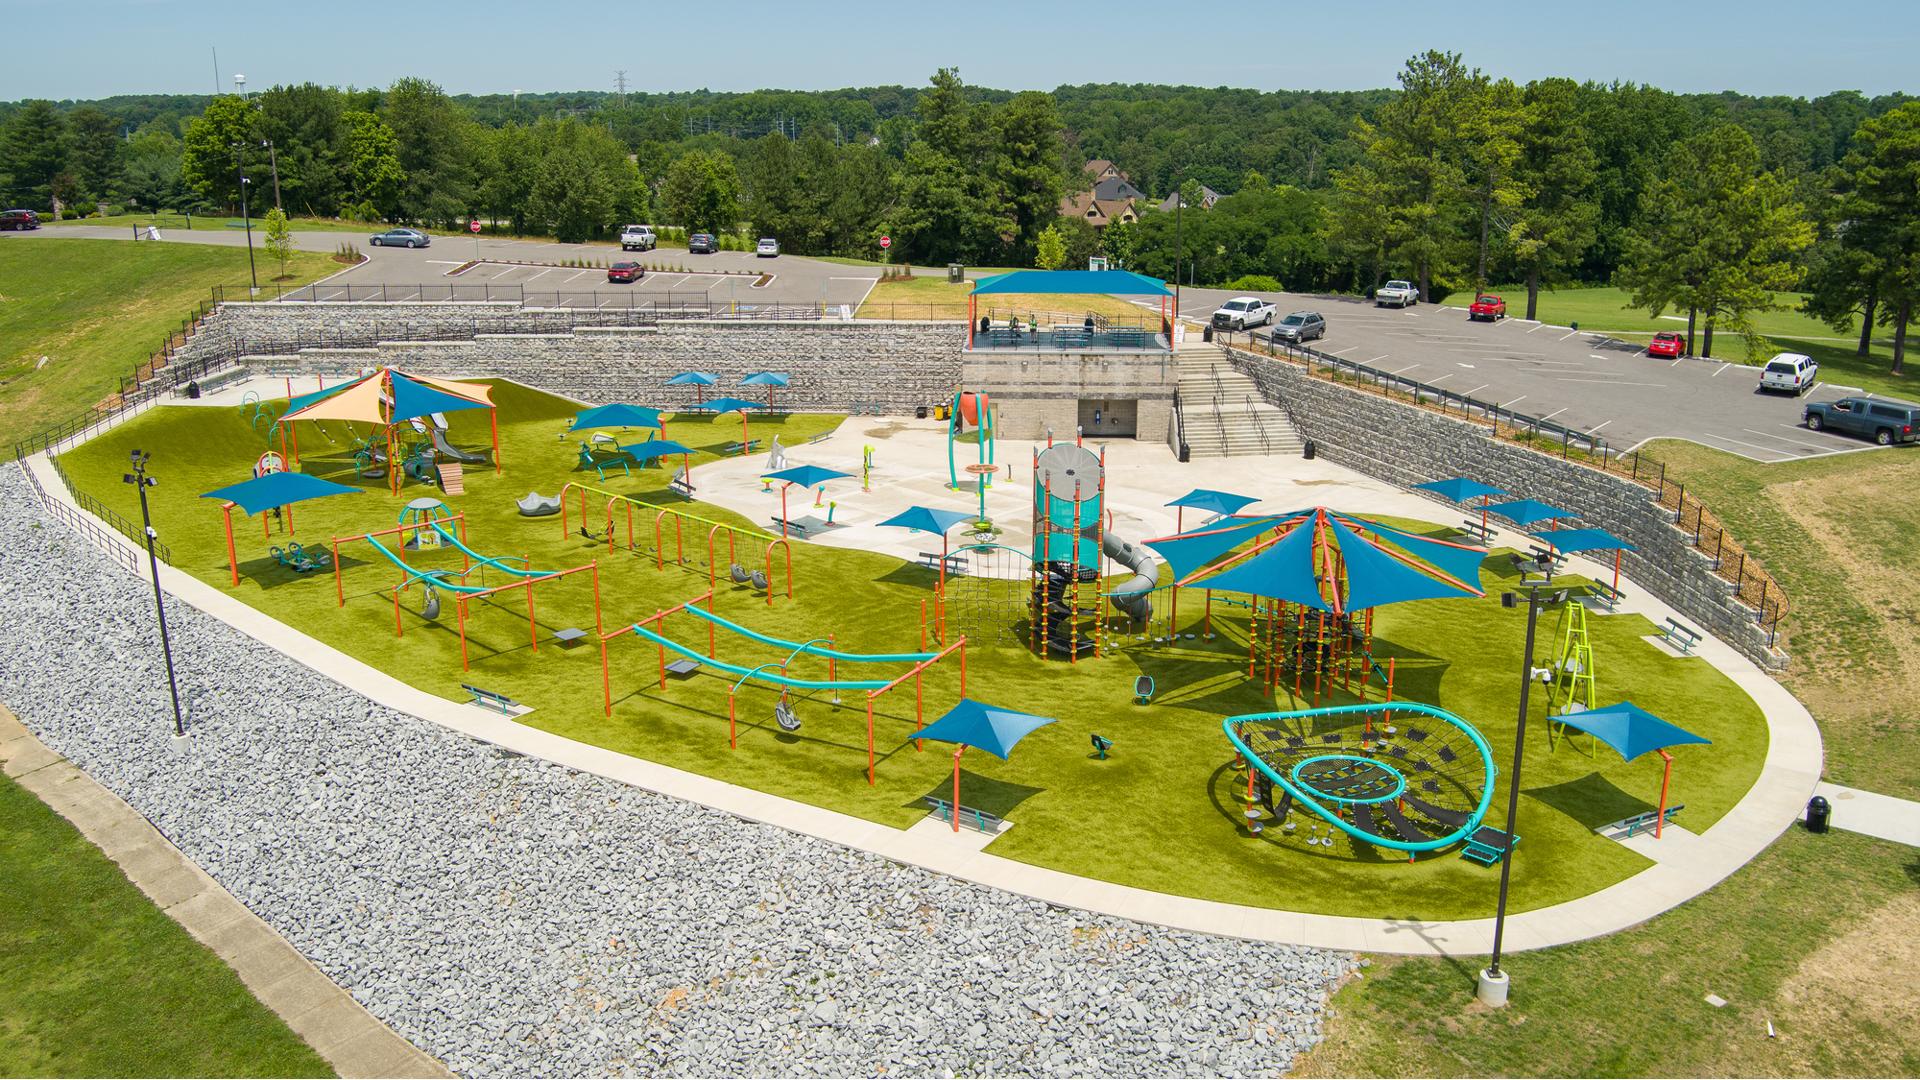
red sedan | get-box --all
[607,261,644,283]
[1648,331,1687,359]
[1468,294,1507,321]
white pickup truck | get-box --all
[619,225,657,252]
[1374,279,1418,308]
[1210,296,1276,330]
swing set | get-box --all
[558,481,793,605]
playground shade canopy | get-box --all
[665,372,717,386]
[1146,514,1290,581]
[1482,499,1575,527]
[623,440,694,464]
[1413,477,1506,503]
[765,465,852,488]
[876,506,974,537]
[916,699,1057,760]
[1555,701,1709,763]
[688,396,764,414]
[739,372,790,387]
[1531,527,1637,554]
[200,471,361,515]
[280,369,494,425]
[1167,488,1259,518]
[1182,507,1486,613]
[570,403,664,432]
[971,269,1172,297]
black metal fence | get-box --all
[28,456,168,567]
[221,281,841,317]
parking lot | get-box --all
[1172,286,1889,463]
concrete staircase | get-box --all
[1175,350,1303,458]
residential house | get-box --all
[1158,184,1221,212]
[1062,159,1145,230]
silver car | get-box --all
[756,237,780,257]
[370,228,430,248]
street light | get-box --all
[123,451,187,740]
[231,142,258,294]
[1479,561,1567,1007]
[261,138,281,210]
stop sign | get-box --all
[879,235,891,249]
[469,219,482,234]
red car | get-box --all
[607,261,644,283]
[1468,294,1507,321]
[1648,331,1687,359]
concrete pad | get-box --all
[1,736,62,777]
[0,707,28,741]
[1813,782,1920,847]
[164,888,252,937]
[136,862,215,909]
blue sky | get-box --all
[5,0,1914,101]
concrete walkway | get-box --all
[1812,781,1920,847]
[17,411,1826,957]
[0,706,450,1079]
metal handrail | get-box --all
[1243,393,1271,453]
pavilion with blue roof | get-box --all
[966,269,1174,352]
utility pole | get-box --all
[232,143,258,295]
[262,139,281,210]
[1172,168,1184,319]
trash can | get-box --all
[185,381,201,400]
[1203,324,1214,343]
[1303,440,1316,460]
[1805,795,1830,833]
[948,263,965,284]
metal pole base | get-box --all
[1476,967,1510,1007]
[170,731,191,752]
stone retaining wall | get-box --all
[210,303,962,413]
[1220,345,1786,669]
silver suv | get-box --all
[1270,311,1326,343]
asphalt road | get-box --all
[1169,285,1885,463]
[5,226,1899,462]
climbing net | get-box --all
[944,542,1033,647]
[1224,702,1496,854]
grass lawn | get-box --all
[59,383,1770,921]
[1294,825,1920,1078]
[43,212,379,236]
[0,771,332,1077]
[855,273,1166,325]
[0,239,339,445]
[1441,286,1918,402]
[1637,438,1920,797]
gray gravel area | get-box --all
[1,465,1353,1077]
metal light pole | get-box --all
[1480,568,1567,1007]
[262,138,281,210]
[1172,168,1184,319]
[124,451,187,740]
[232,143,258,295]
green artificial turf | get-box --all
[57,382,1772,921]
[0,772,332,1077]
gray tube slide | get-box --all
[426,413,489,464]
[1102,529,1161,621]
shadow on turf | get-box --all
[1523,770,1653,831]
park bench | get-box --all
[1659,618,1702,654]
[1527,544,1569,571]
[1508,551,1554,585]
[922,795,1009,835]
[577,443,631,481]
[771,517,811,538]
[917,551,968,574]
[460,683,520,715]
[670,467,695,497]
[1600,804,1685,840]
[723,439,761,456]
[1455,517,1493,544]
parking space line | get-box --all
[1328,346,1358,356]
[1388,363,1420,375]
[1501,395,1526,409]
[1428,373,1456,384]
[1749,427,1847,453]
[491,264,524,279]
[564,270,593,283]
[1527,323,1547,333]
[1369,355,1390,363]
[1712,364,1732,376]
[525,267,554,282]
[1558,329,1582,340]
[1462,384,1488,397]
[1590,420,1614,433]
[1696,431,1794,459]
[1554,377,1669,387]
[1691,433,1789,462]
[1539,407,1568,421]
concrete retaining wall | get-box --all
[1220,345,1786,669]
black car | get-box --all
[0,209,40,230]
[688,232,717,254]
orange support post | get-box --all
[221,503,239,586]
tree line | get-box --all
[0,61,1913,368]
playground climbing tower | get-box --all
[1031,436,1105,661]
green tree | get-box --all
[890,69,1010,263]
[340,110,405,221]
[527,143,614,243]
[661,149,742,232]
[1462,78,1526,292]
[2,101,67,213]
[382,77,472,226]
[1102,219,1139,269]
[261,207,294,280]
[1828,102,1920,375]
[121,129,184,210]
[1616,125,1812,359]
[1508,78,1599,320]
[65,106,123,203]
[180,95,258,211]
[1034,223,1067,270]
[990,91,1069,261]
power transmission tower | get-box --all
[614,70,629,106]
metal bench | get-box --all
[1601,804,1685,839]
[771,517,811,538]
[460,683,519,715]
[723,439,761,455]
[917,551,967,574]
[1660,618,1702,654]
[922,795,1008,835]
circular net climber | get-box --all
[945,542,1035,646]
[1223,702,1496,854]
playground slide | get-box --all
[1101,528,1161,621]
[627,624,892,691]
[426,412,489,464]
[359,534,491,595]
[426,521,546,578]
